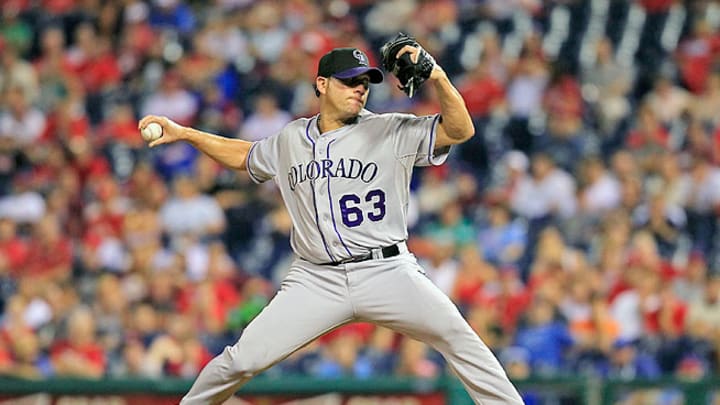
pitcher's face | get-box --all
[320,74,370,118]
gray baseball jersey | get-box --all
[180,109,524,405]
[245,109,444,264]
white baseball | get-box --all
[141,122,163,142]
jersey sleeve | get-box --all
[392,113,449,167]
[245,131,282,183]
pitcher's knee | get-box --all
[225,342,273,378]
[432,321,476,347]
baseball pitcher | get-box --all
[139,34,523,404]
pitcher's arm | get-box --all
[139,115,252,171]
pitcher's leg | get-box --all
[181,265,354,405]
[351,257,523,404]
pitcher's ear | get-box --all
[315,77,330,97]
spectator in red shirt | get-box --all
[625,230,680,283]
[70,137,112,187]
[118,1,156,74]
[0,295,35,354]
[50,307,106,378]
[451,244,498,310]
[624,103,670,172]
[675,19,720,94]
[98,103,146,149]
[40,76,90,145]
[477,268,531,335]
[458,55,505,120]
[638,0,673,13]
[657,285,687,339]
[22,214,73,282]
[0,343,11,375]
[543,68,583,123]
[144,313,212,378]
[0,218,28,275]
[177,252,242,336]
[84,175,130,238]
[66,22,121,97]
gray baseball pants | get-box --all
[180,252,523,404]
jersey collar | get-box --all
[312,109,371,139]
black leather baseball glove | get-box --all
[380,32,435,98]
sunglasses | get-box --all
[334,76,370,89]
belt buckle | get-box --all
[352,252,374,264]
[338,257,355,265]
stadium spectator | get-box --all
[478,267,530,336]
[581,37,634,138]
[394,337,440,379]
[310,330,365,379]
[0,41,38,104]
[3,328,51,379]
[419,235,459,297]
[679,154,720,260]
[0,83,46,147]
[510,152,577,220]
[691,71,720,131]
[457,54,505,121]
[237,92,292,142]
[143,313,212,378]
[476,202,526,268]
[644,74,691,128]
[159,174,226,249]
[577,155,622,216]
[142,70,198,126]
[504,33,549,153]
[624,103,671,172]
[0,218,27,279]
[148,0,197,38]
[92,274,128,368]
[22,215,72,282]
[451,244,498,310]
[674,19,720,94]
[605,338,661,380]
[632,190,686,259]
[685,275,720,337]
[513,297,573,376]
[50,307,106,378]
[355,326,397,377]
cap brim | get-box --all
[333,67,384,83]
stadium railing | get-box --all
[0,375,718,404]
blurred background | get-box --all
[1,0,720,404]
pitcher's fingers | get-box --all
[148,136,168,148]
[394,45,410,59]
[138,115,162,130]
[395,45,419,63]
[138,116,151,129]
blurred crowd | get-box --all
[1,0,720,395]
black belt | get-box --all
[325,243,401,266]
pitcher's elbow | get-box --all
[455,125,474,143]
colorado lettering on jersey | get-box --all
[287,158,378,191]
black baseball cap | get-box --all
[317,48,384,83]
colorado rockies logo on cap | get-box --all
[316,48,384,84]
[353,49,368,66]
